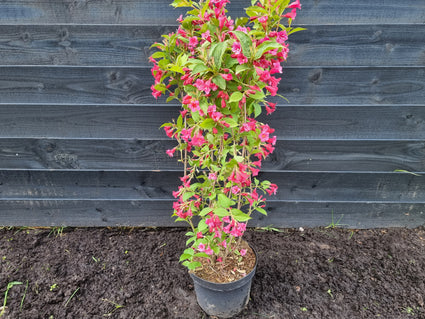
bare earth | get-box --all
[1,226,424,318]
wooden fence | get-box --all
[0,0,424,227]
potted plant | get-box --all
[150,0,302,317]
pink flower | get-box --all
[188,100,200,112]
[236,26,248,33]
[198,243,206,252]
[270,61,283,74]
[265,85,278,96]
[231,185,241,194]
[180,127,193,142]
[163,126,174,138]
[259,129,270,142]
[205,247,214,255]
[208,172,217,180]
[191,131,206,147]
[283,8,297,19]
[276,31,288,44]
[266,183,279,196]
[166,148,176,157]
[189,36,198,49]
[196,232,203,239]
[229,163,251,187]
[151,85,162,99]
[232,42,242,55]
[288,0,302,9]
[194,79,217,95]
[211,111,223,122]
[201,30,212,42]
[240,249,247,256]
[220,73,233,81]
[265,102,276,115]
[258,16,268,29]
[236,55,248,64]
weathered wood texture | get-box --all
[1,104,424,139]
[1,139,425,172]
[0,24,424,66]
[0,67,424,105]
[0,1,424,227]
[0,0,424,25]
[1,171,424,202]
[0,200,423,228]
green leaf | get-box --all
[271,0,290,13]
[218,194,235,208]
[214,207,229,217]
[184,261,202,270]
[183,248,195,256]
[212,75,226,90]
[224,56,239,69]
[200,118,216,130]
[229,91,244,103]
[171,0,193,7]
[179,253,192,262]
[233,31,252,58]
[249,90,266,100]
[150,51,166,59]
[177,114,183,128]
[166,95,178,103]
[169,64,184,74]
[198,219,208,231]
[210,41,228,69]
[231,209,251,222]
[236,64,251,75]
[182,192,194,201]
[234,155,244,162]
[394,169,422,176]
[254,103,262,117]
[185,237,195,246]
[223,117,238,128]
[255,41,282,59]
[256,207,268,216]
[194,252,210,258]
[288,27,307,35]
[192,64,210,74]
[199,207,213,217]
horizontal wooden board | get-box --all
[288,24,425,67]
[0,24,175,66]
[1,170,424,203]
[1,104,425,140]
[0,66,424,105]
[0,139,424,172]
[0,200,423,228]
[0,0,424,25]
[0,24,424,67]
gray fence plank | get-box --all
[0,200,423,228]
[1,170,424,203]
[0,139,424,172]
[1,104,424,140]
[0,24,424,67]
[0,0,423,25]
[0,67,424,105]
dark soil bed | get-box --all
[1,226,425,318]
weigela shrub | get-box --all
[150,0,303,270]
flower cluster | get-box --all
[150,0,302,270]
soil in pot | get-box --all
[191,240,256,283]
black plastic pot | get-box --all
[189,246,257,318]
